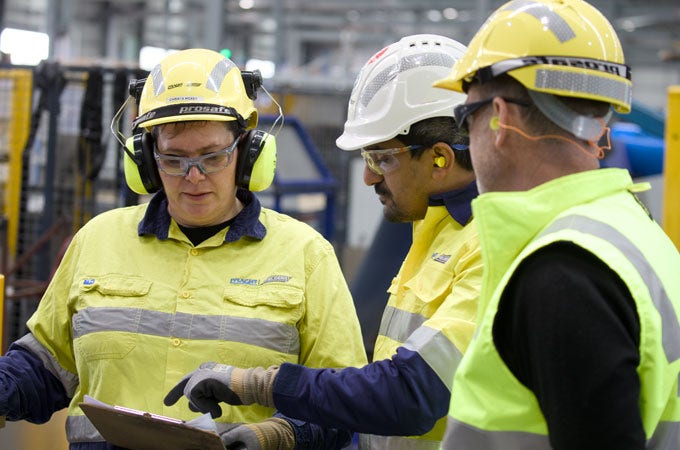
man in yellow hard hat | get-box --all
[0,48,367,450]
[432,0,680,448]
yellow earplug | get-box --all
[489,116,500,130]
[434,156,446,167]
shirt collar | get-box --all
[138,188,266,242]
[427,180,479,225]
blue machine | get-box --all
[607,101,666,177]
[257,115,336,240]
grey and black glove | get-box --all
[219,418,295,450]
[163,362,279,418]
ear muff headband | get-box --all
[235,130,277,192]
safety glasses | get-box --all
[454,97,532,134]
[154,137,240,176]
[360,145,423,175]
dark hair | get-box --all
[472,74,611,137]
[397,116,473,171]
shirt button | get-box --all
[190,249,199,256]
[172,338,181,347]
[182,291,191,299]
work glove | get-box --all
[163,362,279,418]
[219,418,295,450]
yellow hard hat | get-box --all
[434,0,632,113]
[134,48,258,130]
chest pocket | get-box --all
[73,275,151,361]
[222,283,304,325]
[219,283,304,366]
[400,264,455,317]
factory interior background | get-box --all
[0,0,679,447]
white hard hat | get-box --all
[336,34,468,151]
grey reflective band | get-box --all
[66,415,103,443]
[360,52,455,108]
[647,421,680,448]
[534,68,633,107]
[150,64,164,97]
[360,433,441,450]
[501,0,575,43]
[540,215,680,363]
[403,326,463,390]
[72,307,300,356]
[443,418,551,450]
[207,58,236,93]
[14,334,79,397]
[444,417,680,449]
[378,306,427,343]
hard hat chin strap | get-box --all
[528,90,612,142]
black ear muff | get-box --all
[123,130,163,195]
[235,129,277,192]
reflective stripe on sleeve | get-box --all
[403,326,463,390]
[359,433,441,450]
[378,306,426,343]
[14,334,79,398]
[71,308,300,355]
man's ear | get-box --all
[492,97,511,148]
[431,142,455,177]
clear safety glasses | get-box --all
[360,145,423,175]
[154,137,240,176]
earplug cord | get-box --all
[493,118,611,160]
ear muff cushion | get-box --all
[124,132,162,194]
[123,145,149,195]
[236,130,277,191]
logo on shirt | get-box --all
[230,278,259,286]
[261,275,292,284]
[230,275,292,286]
[431,252,451,264]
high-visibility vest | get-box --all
[443,169,680,449]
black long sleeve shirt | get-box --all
[494,241,645,450]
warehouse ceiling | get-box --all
[2,0,680,92]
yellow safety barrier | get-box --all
[664,86,680,249]
[0,69,33,260]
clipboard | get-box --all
[79,397,226,450]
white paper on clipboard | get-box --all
[79,395,226,450]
